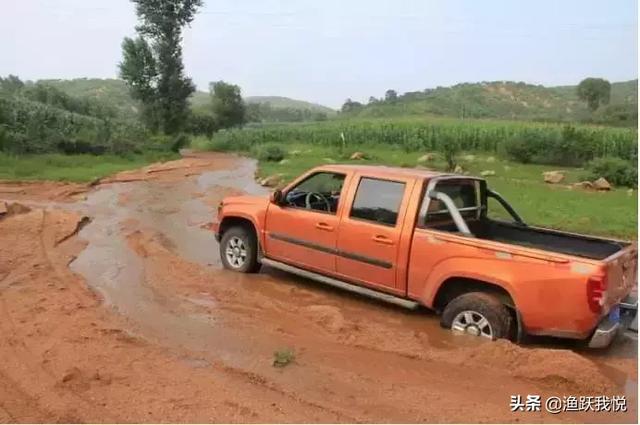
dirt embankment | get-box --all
[0,152,636,423]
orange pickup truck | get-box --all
[213,165,637,347]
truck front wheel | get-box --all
[220,226,261,273]
[441,292,512,340]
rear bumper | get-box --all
[588,294,637,348]
[588,317,621,348]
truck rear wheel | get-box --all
[220,225,261,273]
[441,292,512,340]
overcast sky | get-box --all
[1,0,637,108]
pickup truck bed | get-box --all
[431,218,628,260]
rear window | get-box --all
[420,180,480,226]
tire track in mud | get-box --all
[0,210,122,423]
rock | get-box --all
[350,152,366,160]
[503,165,512,171]
[628,189,634,196]
[453,165,464,174]
[486,156,496,163]
[417,153,436,163]
[279,159,290,165]
[480,170,496,177]
[543,171,565,184]
[461,154,476,162]
[593,177,612,191]
[572,181,595,190]
[260,174,283,188]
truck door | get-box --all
[264,171,348,274]
[335,175,415,293]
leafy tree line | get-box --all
[246,102,328,123]
[0,74,152,155]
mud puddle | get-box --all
[45,152,636,422]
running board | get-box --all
[260,258,419,310]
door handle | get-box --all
[315,222,334,231]
[372,235,394,245]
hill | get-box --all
[244,96,335,115]
[38,78,139,119]
[42,78,335,121]
[345,79,637,126]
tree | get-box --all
[119,0,202,134]
[577,78,611,112]
[340,98,363,113]
[0,75,24,95]
[384,89,398,102]
[210,81,246,129]
[368,96,378,104]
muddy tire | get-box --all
[220,226,261,273]
[441,292,512,340]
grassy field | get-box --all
[193,136,637,239]
[0,152,178,182]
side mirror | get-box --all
[270,189,283,205]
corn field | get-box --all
[209,118,637,165]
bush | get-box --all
[584,157,637,188]
[253,143,286,162]
[170,133,190,152]
[503,126,605,166]
[504,137,536,163]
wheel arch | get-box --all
[218,215,262,255]
[432,277,522,341]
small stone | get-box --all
[417,153,436,162]
[572,181,595,190]
[350,152,366,160]
[480,170,496,177]
[260,174,283,187]
[593,177,612,191]
[543,171,565,184]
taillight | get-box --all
[586,275,607,313]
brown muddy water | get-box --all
[5,152,635,423]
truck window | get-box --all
[350,177,405,226]
[420,180,481,227]
[284,172,345,214]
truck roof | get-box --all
[318,164,456,180]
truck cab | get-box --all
[213,164,637,347]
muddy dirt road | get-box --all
[0,152,637,423]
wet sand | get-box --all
[0,152,636,423]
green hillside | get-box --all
[346,80,637,126]
[245,96,335,115]
[42,78,335,122]
[38,78,139,119]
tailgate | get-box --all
[604,244,638,310]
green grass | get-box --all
[195,138,637,240]
[272,348,295,368]
[0,151,179,182]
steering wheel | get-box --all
[304,192,331,212]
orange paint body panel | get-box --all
[215,164,637,341]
